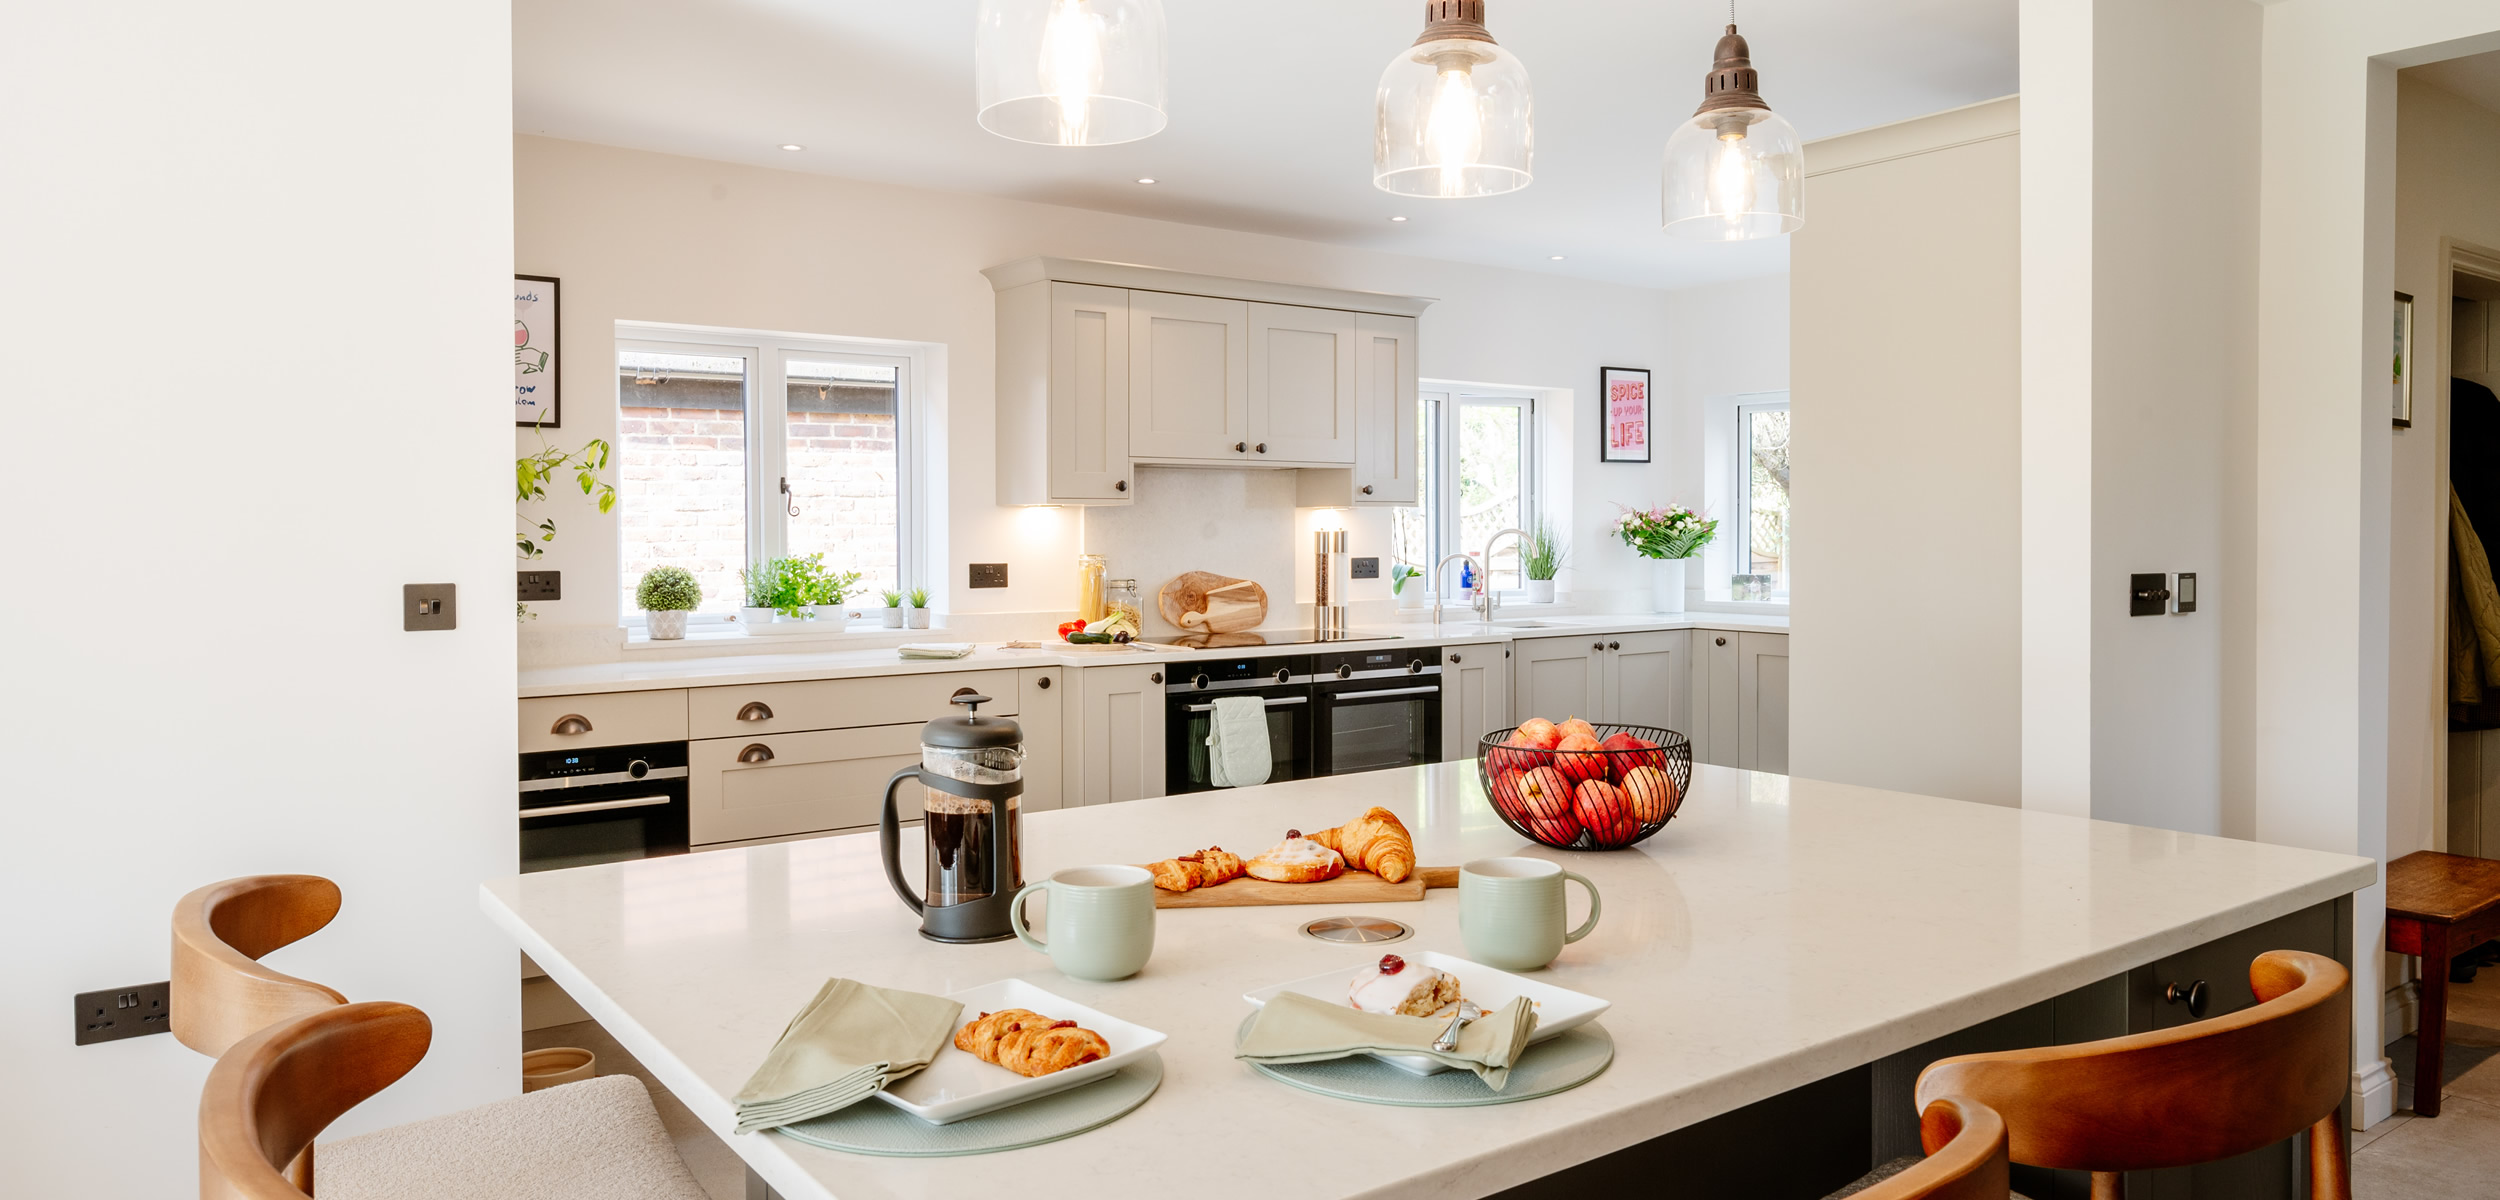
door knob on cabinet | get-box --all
[1450,653,1462,663]
[1593,642,1606,652]
[736,701,774,722]
[1115,479,1129,492]
[1254,443,1267,454]
[550,714,592,736]
[1715,636,1727,647]
[1608,641,1620,651]
[1234,442,1247,453]
[2164,979,2210,1018]
[737,743,775,765]
[1360,485,1374,495]
[1037,676,1051,689]
[1149,672,1164,684]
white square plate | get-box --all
[873,979,1166,1125]
[1241,950,1610,1076]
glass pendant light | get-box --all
[1374,1,1532,199]
[975,0,1167,146]
[1661,12,1802,240]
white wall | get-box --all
[1788,99,2024,806]
[1664,274,1792,600]
[2391,73,2500,863]
[0,4,517,1194]
[513,137,1793,657]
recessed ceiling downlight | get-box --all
[779,144,804,151]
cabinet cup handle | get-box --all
[737,743,775,765]
[2164,979,2210,1018]
[736,701,774,722]
[1149,672,1164,684]
[550,714,592,736]
[1115,479,1128,492]
[1716,636,1727,647]
[1360,485,1374,495]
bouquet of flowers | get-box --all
[1614,504,1717,561]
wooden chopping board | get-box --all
[1157,572,1268,634]
[1150,866,1459,908]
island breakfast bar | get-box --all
[481,763,2376,1200]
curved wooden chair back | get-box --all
[1916,949,2350,1200]
[1855,1098,2011,1200]
[198,1001,432,1200]
[172,875,348,1057]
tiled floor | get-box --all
[2355,958,2500,1198]
[525,1019,746,1200]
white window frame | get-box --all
[1414,385,1541,599]
[1697,389,1791,612]
[615,320,933,629]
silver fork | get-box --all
[1430,1000,1485,1052]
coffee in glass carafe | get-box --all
[878,693,1026,943]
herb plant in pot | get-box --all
[1391,563,1424,610]
[879,589,905,628]
[800,558,863,628]
[1523,520,1567,605]
[906,586,932,630]
[636,566,702,640]
[1614,505,1717,615]
[738,560,783,630]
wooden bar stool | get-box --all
[199,1001,708,1200]
[172,875,349,1058]
[1836,1098,2012,1200]
[1915,949,2350,1200]
[2384,849,2500,1117]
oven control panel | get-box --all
[1315,646,1439,679]
[520,740,689,786]
[1180,655,1317,690]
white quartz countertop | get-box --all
[516,612,1788,697]
[482,762,2373,1200]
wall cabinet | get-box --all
[1688,630,1790,773]
[1072,662,1166,805]
[987,258,1431,506]
[1510,632,1689,731]
[1439,642,1509,761]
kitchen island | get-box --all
[482,762,2375,1200]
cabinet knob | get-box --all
[2164,979,2210,1019]
[737,743,775,765]
[1715,636,1727,647]
[736,701,774,722]
[1360,485,1374,495]
[1149,671,1164,685]
[550,714,592,736]
[1254,443,1267,454]
[1037,676,1051,690]
[1593,642,1606,652]
[1115,479,1128,492]
[1450,653,1462,663]
[1234,442,1247,453]
[1608,641,1620,651]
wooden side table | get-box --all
[2384,850,2500,1117]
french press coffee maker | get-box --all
[879,693,1024,943]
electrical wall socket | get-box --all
[1350,557,1380,580]
[968,563,1009,589]
[403,583,457,631]
[517,570,561,601]
[75,981,170,1045]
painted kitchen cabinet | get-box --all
[1015,666,1065,814]
[1073,662,1166,805]
[1300,313,1421,507]
[1687,630,1790,772]
[1439,642,1509,761]
[1128,290,1248,461]
[1509,632,1688,731]
[1246,303,1357,465]
[1512,635,1604,724]
[993,279,1133,505]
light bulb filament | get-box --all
[1710,119,1753,224]
[1424,63,1483,196]
[1038,0,1104,145]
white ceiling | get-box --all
[515,1,2018,290]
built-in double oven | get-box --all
[1164,646,1441,795]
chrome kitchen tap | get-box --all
[1430,552,1477,630]
[1475,527,1532,624]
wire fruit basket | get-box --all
[1475,723,1694,850]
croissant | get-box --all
[1147,847,1246,892]
[955,1010,1110,1077]
[1305,807,1416,883]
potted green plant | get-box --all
[801,558,863,627]
[738,560,785,631]
[635,566,703,640]
[906,586,933,630]
[1391,563,1424,611]
[1523,520,1568,604]
[879,589,905,628]
[1614,504,1718,615]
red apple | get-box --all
[1554,733,1607,785]
[1622,765,1678,824]
[1557,717,1599,743]
[1515,766,1575,822]
[1526,812,1585,846]
[1490,769,1530,821]
[1573,779,1630,835]
[1600,731,1668,779]
[1514,718,1562,750]
[1486,734,1543,778]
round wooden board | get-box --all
[1156,572,1268,633]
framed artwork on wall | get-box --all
[1601,366,1652,463]
[2394,291,2416,429]
[516,274,560,428]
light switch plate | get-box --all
[968,563,1009,589]
[404,583,457,631]
[2128,573,2169,618]
[1350,557,1380,580]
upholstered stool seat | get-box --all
[320,1075,707,1200]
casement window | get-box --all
[1732,395,1790,602]
[1391,386,1541,596]
[614,322,928,623]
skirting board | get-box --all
[2384,978,2419,1044]
[2354,1058,2399,1130]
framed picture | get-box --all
[1600,366,1652,463]
[516,274,560,428]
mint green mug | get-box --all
[1459,856,1601,971]
[1010,865,1156,981]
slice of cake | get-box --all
[1346,954,1461,1017]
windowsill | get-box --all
[622,621,940,652]
[1688,599,1790,616]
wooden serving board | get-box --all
[1149,866,1460,909]
[1157,572,1268,634]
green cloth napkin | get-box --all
[1235,992,1540,1089]
[733,978,963,1133]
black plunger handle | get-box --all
[878,766,924,915]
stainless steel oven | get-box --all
[1165,656,1317,795]
[519,740,690,873]
[1314,647,1442,777]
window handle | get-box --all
[780,476,798,517]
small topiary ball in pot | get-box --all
[636,565,703,612]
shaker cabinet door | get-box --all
[1738,632,1790,774]
[1351,313,1420,505]
[1511,636,1604,727]
[1247,303,1358,465]
[1606,630,1688,731]
[689,724,924,847]
[1074,663,1167,805]
[1129,290,1248,461]
[1049,282,1133,501]
[1439,642,1509,761]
